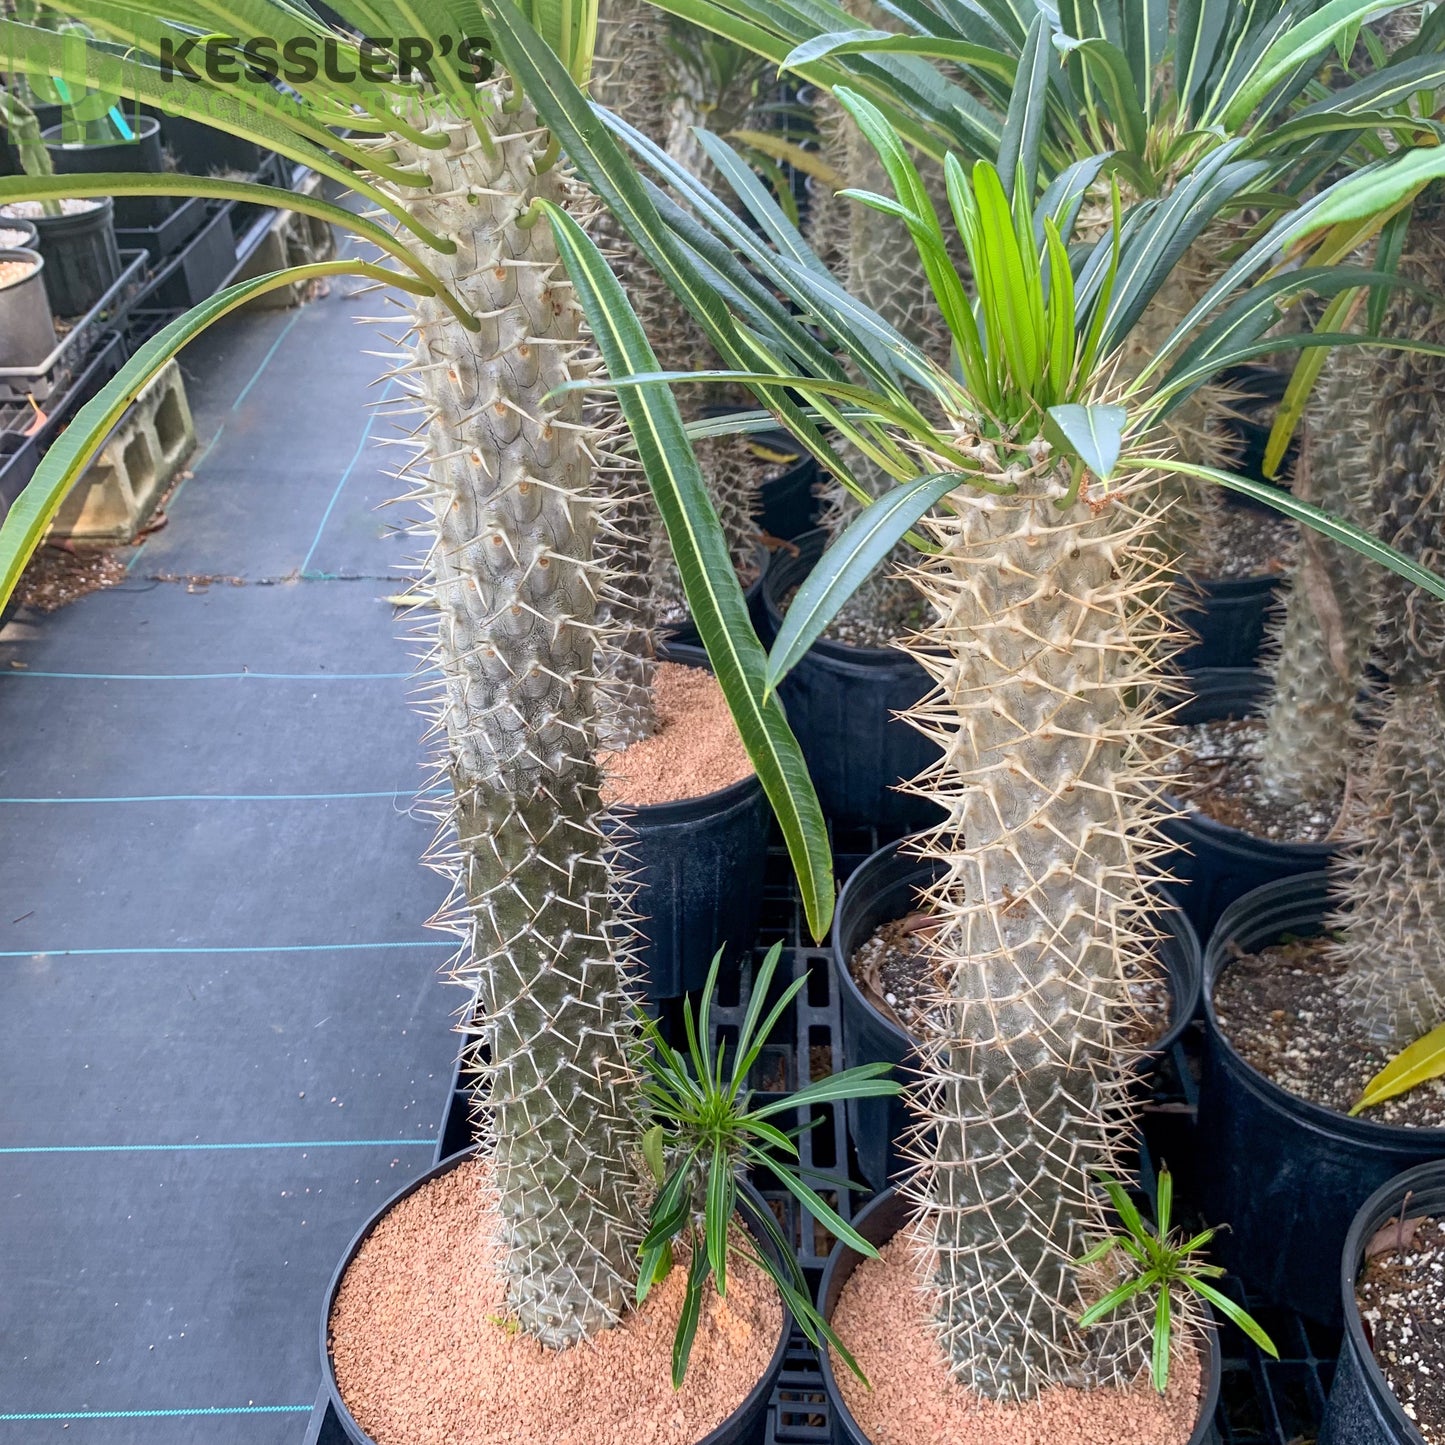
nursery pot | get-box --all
[607,643,770,1002]
[1176,573,1283,671]
[695,405,819,543]
[1319,1161,1445,1445]
[1162,668,1336,942]
[322,1148,792,1445]
[834,839,1203,1191]
[2,198,122,317]
[43,117,174,228]
[817,1189,1223,1445]
[1199,875,1445,1324]
[663,539,772,648]
[762,531,939,832]
[0,249,57,370]
[0,216,38,251]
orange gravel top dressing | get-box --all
[330,1159,783,1445]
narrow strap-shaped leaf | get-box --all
[749,1063,901,1119]
[1151,1289,1173,1391]
[763,473,964,696]
[784,27,1018,80]
[1184,1277,1280,1357]
[997,9,1051,201]
[1119,452,1445,603]
[756,1158,880,1259]
[704,1151,733,1293]
[1351,1021,1445,1115]
[0,262,416,612]
[672,1240,713,1387]
[538,202,835,940]
[1059,36,1148,157]
[0,173,472,327]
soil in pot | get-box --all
[1355,1214,1445,1444]
[1176,715,1341,845]
[329,1157,783,1445]
[848,913,1172,1048]
[1189,502,1295,584]
[1213,938,1445,1129]
[829,1233,1207,1445]
[599,660,752,805]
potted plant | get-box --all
[1320,1159,1445,1445]
[519,19,1445,1421]
[0,242,56,369]
[0,81,120,316]
[1198,191,1445,1323]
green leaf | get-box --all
[1046,403,1127,479]
[998,11,1052,202]
[536,201,835,940]
[763,472,963,696]
[0,262,418,613]
[1078,1277,1147,1327]
[642,1158,698,1252]
[1288,143,1445,239]
[0,172,470,325]
[749,1063,900,1120]
[757,1159,881,1260]
[636,1237,675,1305]
[1058,35,1149,157]
[1351,1020,1445,1115]
[705,1151,734,1294]
[672,1241,713,1388]
[642,1124,668,1185]
[782,28,1018,81]
[1126,450,1445,607]
[1184,1277,1279,1358]
[1156,1166,1174,1237]
[1151,1288,1173,1392]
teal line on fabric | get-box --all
[300,379,397,576]
[0,788,444,804]
[0,1139,434,1155]
[0,1406,312,1421]
[230,310,304,413]
[5,670,409,680]
[0,941,452,958]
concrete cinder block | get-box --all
[236,170,339,311]
[50,360,195,544]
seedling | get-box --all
[633,941,899,1387]
[1077,1169,1278,1392]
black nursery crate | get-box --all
[115,193,208,263]
[135,201,241,311]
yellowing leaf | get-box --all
[727,131,845,191]
[1350,1021,1445,1115]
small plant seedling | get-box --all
[1351,1020,1445,1115]
[1076,1168,1278,1392]
[633,941,900,1388]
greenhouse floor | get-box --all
[0,271,459,1441]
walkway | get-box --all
[0,265,458,1442]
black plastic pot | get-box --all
[0,248,57,370]
[754,430,818,542]
[1162,668,1336,943]
[611,643,770,1002]
[832,838,1204,1192]
[1177,573,1283,670]
[1320,1162,1445,1445]
[321,1148,792,1445]
[817,1189,1223,1445]
[4,197,122,317]
[762,531,939,833]
[158,113,265,176]
[43,116,174,228]
[1199,875,1445,1324]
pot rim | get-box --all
[42,114,163,148]
[816,1187,1223,1445]
[0,247,45,291]
[1335,1161,1445,1445]
[321,1145,793,1445]
[1202,873,1445,1147]
[833,836,1201,1061]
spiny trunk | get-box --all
[383,99,642,1343]
[1329,198,1445,1047]
[1255,348,1377,806]
[593,0,760,622]
[899,441,1182,1399]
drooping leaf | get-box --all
[672,1241,713,1387]
[536,200,835,940]
[763,472,964,696]
[1351,1021,1445,1115]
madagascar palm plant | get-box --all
[498,23,1445,1391]
[0,0,835,1346]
